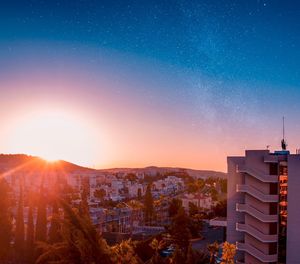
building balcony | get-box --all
[236,184,278,203]
[236,223,277,243]
[236,203,278,222]
[237,165,278,183]
[236,242,278,263]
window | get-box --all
[269,163,278,175]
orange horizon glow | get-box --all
[3,108,105,168]
[0,51,295,174]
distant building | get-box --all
[153,176,184,196]
[181,193,213,211]
[127,182,144,198]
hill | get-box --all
[0,154,93,174]
[98,166,226,179]
[0,154,226,179]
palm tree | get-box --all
[207,241,219,264]
[149,238,165,264]
[221,241,236,264]
[36,199,112,264]
[111,239,141,264]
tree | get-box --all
[137,188,142,200]
[186,249,210,264]
[111,239,140,264]
[221,242,236,264]
[80,187,90,220]
[35,186,47,242]
[125,173,137,182]
[188,217,203,239]
[48,200,61,244]
[94,188,106,201]
[144,184,154,225]
[206,177,215,186]
[0,179,12,261]
[188,202,199,217]
[207,241,219,264]
[170,207,191,262]
[212,200,227,217]
[172,245,186,264]
[188,179,205,193]
[134,236,156,263]
[26,205,35,264]
[60,183,78,203]
[186,243,194,264]
[149,238,165,264]
[168,198,182,218]
[220,179,227,193]
[36,199,112,264]
[127,200,143,232]
[210,188,218,201]
[15,182,25,261]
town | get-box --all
[0,154,227,263]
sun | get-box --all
[6,109,101,167]
[42,155,59,163]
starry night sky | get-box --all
[0,0,300,170]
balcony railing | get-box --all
[236,242,278,263]
[236,184,278,202]
[236,203,278,222]
[237,165,278,183]
[236,223,277,243]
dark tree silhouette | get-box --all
[168,198,182,218]
[0,179,12,261]
[144,184,154,225]
[26,205,35,264]
[170,207,191,262]
[36,199,112,264]
[35,186,47,242]
[15,182,25,261]
[48,200,61,244]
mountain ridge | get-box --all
[0,154,226,178]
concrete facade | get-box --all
[286,155,300,264]
[227,149,300,264]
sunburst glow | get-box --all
[6,109,101,167]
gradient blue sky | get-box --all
[0,0,299,171]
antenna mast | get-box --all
[283,116,285,141]
[281,116,287,150]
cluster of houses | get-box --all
[4,169,218,239]
[66,172,186,202]
[181,192,215,211]
[63,171,217,235]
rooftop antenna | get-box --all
[281,116,287,150]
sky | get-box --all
[0,0,300,171]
